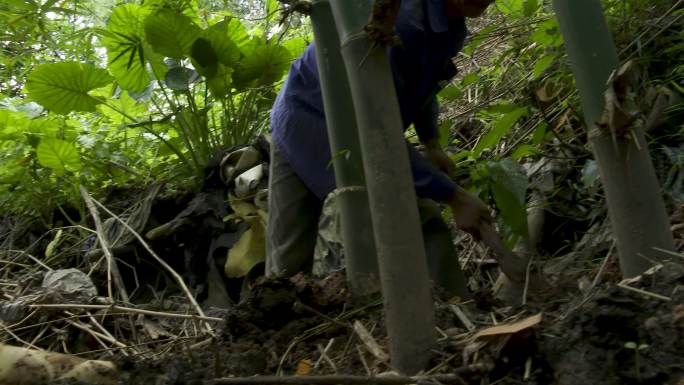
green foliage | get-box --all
[444,0,682,242]
[36,138,82,176]
[486,158,529,238]
[26,62,113,114]
[496,0,540,17]
[1,0,678,236]
[144,9,200,59]
[0,0,306,220]
[533,55,557,78]
[473,105,528,156]
[233,37,292,88]
[101,4,154,93]
[531,18,564,47]
[468,157,529,240]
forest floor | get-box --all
[1,179,683,385]
[116,260,684,385]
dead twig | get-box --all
[316,342,338,373]
[71,335,196,357]
[84,192,214,334]
[4,249,53,271]
[450,305,476,332]
[616,282,671,302]
[80,187,129,303]
[294,301,350,329]
[1,323,43,350]
[353,320,389,363]
[29,303,225,323]
[356,345,372,376]
[313,338,335,370]
[588,241,616,294]
[277,299,383,375]
[652,247,684,260]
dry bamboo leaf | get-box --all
[473,313,542,339]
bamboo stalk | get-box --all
[328,0,435,374]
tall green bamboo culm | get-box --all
[328,0,435,374]
[552,0,675,277]
[310,0,380,297]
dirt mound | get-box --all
[111,263,684,385]
[539,263,684,385]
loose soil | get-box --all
[111,262,684,385]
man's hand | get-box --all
[424,139,455,176]
[448,187,493,239]
[445,0,496,18]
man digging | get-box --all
[267,0,497,297]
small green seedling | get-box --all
[624,341,649,381]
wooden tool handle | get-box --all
[477,223,529,284]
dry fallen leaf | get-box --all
[473,313,543,340]
[295,359,311,376]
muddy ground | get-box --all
[2,198,683,385]
[108,261,683,385]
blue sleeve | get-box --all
[406,143,456,202]
[413,96,440,143]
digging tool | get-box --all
[476,223,530,285]
[445,173,530,285]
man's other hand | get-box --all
[448,187,493,239]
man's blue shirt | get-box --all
[270,0,468,202]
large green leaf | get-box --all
[96,89,148,124]
[142,0,199,21]
[438,85,462,102]
[222,17,250,49]
[523,0,539,17]
[205,64,235,97]
[26,62,113,114]
[190,37,220,77]
[36,138,82,175]
[487,158,528,237]
[188,20,245,96]
[533,54,556,78]
[233,37,291,89]
[265,0,279,26]
[144,9,200,59]
[202,20,240,67]
[102,4,152,93]
[473,106,528,156]
[532,18,564,48]
[496,0,523,16]
[0,109,31,140]
[283,37,308,59]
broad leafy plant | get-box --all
[0,0,308,221]
[26,2,299,179]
